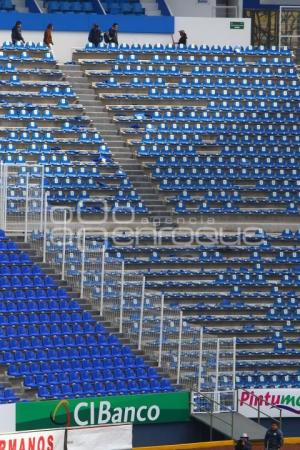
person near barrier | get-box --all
[43,24,54,49]
[88,24,102,47]
[264,421,284,450]
[104,23,119,45]
[172,30,187,46]
[235,433,252,450]
[11,21,25,45]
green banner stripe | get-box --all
[16,392,190,431]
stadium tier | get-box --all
[45,0,96,14]
[0,33,299,423]
[0,0,14,11]
[8,0,163,14]
[101,0,145,15]
[0,42,148,217]
[72,43,299,218]
[0,229,172,401]
[72,231,300,390]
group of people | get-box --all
[88,22,119,46]
[11,20,118,49]
[11,20,186,49]
[235,422,284,450]
[88,22,187,47]
[11,21,54,48]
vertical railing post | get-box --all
[158,293,164,367]
[0,162,5,231]
[215,338,220,413]
[99,245,106,316]
[279,6,282,48]
[232,336,237,393]
[24,172,30,243]
[3,164,8,233]
[119,261,125,333]
[197,327,203,392]
[42,192,48,263]
[61,209,67,280]
[39,165,45,232]
[176,310,183,385]
[209,403,213,441]
[80,229,86,298]
[138,276,145,351]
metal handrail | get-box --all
[237,389,282,428]
[192,388,284,440]
[191,390,235,440]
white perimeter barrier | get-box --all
[0,424,132,450]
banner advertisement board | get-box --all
[16,391,190,431]
[0,429,65,450]
[238,389,300,418]
[67,424,132,450]
[0,425,132,450]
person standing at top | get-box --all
[172,30,187,46]
[235,433,252,450]
[105,23,119,45]
[11,21,25,45]
[43,24,54,49]
[264,421,284,450]
[88,24,102,47]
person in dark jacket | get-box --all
[43,23,54,49]
[235,433,252,450]
[172,30,187,46]
[264,422,284,450]
[106,23,118,45]
[11,21,25,45]
[88,24,102,47]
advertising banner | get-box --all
[16,391,190,431]
[238,389,300,418]
[0,429,65,450]
[67,424,132,450]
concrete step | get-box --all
[60,64,174,221]
[61,65,81,71]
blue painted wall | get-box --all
[243,0,279,10]
[0,11,174,33]
[133,419,226,447]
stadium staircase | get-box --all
[13,0,28,12]
[32,0,46,12]
[62,63,175,225]
[192,410,267,440]
[140,0,161,15]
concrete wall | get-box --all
[0,17,251,62]
[166,0,216,17]
[174,17,251,47]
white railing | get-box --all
[29,207,236,396]
[0,163,44,241]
